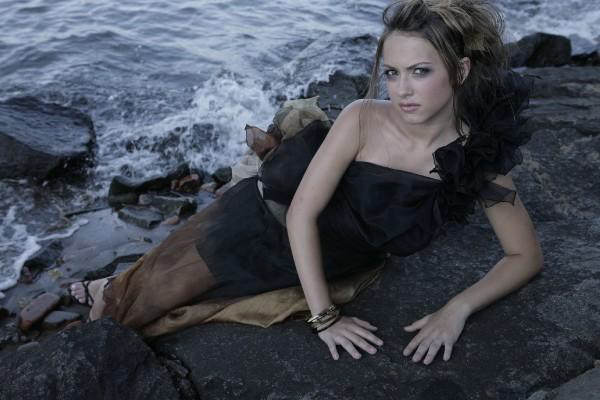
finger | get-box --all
[325,338,340,361]
[344,330,377,355]
[422,340,443,365]
[336,336,362,359]
[403,331,425,356]
[404,315,429,332]
[443,342,453,361]
[347,324,384,346]
[351,317,378,330]
[412,339,432,363]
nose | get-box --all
[393,75,413,98]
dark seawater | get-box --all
[0,0,599,292]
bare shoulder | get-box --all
[286,99,369,219]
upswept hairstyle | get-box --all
[360,0,509,139]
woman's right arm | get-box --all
[286,99,384,360]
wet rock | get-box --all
[117,206,163,229]
[507,32,572,68]
[201,181,219,193]
[108,162,191,206]
[212,167,232,184]
[160,215,180,225]
[23,240,63,273]
[17,266,34,284]
[0,96,95,180]
[0,318,179,400]
[138,194,197,217]
[18,293,61,332]
[41,311,81,330]
[172,173,203,193]
[306,70,369,120]
[571,50,600,66]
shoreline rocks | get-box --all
[0,96,96,181]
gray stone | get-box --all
[0,96,95,180]
[41,311,81,330]
[138,194,197,217]
[0,318,179,400]
[19,293,61,331]
[108,162,191,206]
[530,367,600,400]
[117,205,164,229]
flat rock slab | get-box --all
[18,293,60,331]
[153,217,600,400]
[535,367,600,400]
[41,310,81,330]
[0,96,95,180]
[0,318,179,400]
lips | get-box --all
[400,103,420,112]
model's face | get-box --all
[382,31,457,126]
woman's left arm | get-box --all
[402,173,544,365]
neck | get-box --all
[385,97,458,148]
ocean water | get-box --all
[0,0,599,292]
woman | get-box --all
[70,0,543,365]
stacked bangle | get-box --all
[305,304,342,334]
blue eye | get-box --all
[414,67,430,76]
[383,69,397,78]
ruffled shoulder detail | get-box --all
[430,70,535,224]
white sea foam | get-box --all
[0,206,88,291]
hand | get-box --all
[317,316,384,360]
[402,304,469,365]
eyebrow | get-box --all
[383,62,432,70]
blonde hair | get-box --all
[360,0,508,139]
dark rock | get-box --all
[200,181,219,193]
[108,162,191,206]
[286,33,376,102]
[23,240,63,272]
[0,318,179,400]
[16,341,39,352]
[41,311,81,330]
[507,32,572,68]
[157,355,199,400]
[17,266,34,284]
[571,50,600,66]
[172,173,203,193]
[117,205,164,229]
[0,96,95,180]
[306,70,370,120]
[153,218,600,400]
[527,368,600,399]
[138,194,197,217]
[212,167,232,184]
[18,293,61,332]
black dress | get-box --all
[102,71,534,332]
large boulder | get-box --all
[0,318,180,400]
[0,96,95,180]
[507,32,572,68]
[151,217,600,400]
